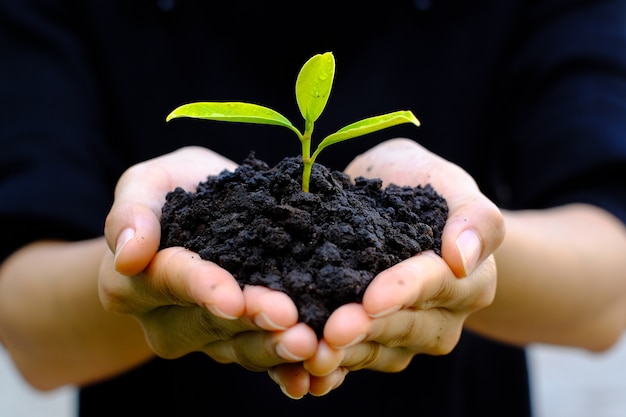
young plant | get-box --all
[166,52,420,192]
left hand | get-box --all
[268,254,497,398]
[268,138,503,398]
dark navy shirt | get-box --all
[2,0,626,415]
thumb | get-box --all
[103,160,170,276]
[441,196,504,277]
[106,203,162,276]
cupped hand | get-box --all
[271,138,504,397]
[269,253,497,398]
[100,146,318,371]
[103,146,238,277]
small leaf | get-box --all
[166,102,302,138]
[295,52,335,124]
[313,110,420,158]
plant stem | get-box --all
[301,120,314,192]
[302,160,312,193]
[301,136,312,192]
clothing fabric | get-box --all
[1,0,626,415]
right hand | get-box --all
[100,146,318,370]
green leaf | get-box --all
[312,110,421,158]
[295,52,335,124]
[166,102,302,138]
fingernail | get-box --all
[267,368,305,400]
[114,228,135,266]
[312,368,348,397]
[456,229,482,275]
[255,312,287,331]
[204,304,237,320]
[116,228,135,255]
[276,343,306,362]
[279,384,304,400]
[333,368,349,388]
[369,304,401,319]
[334,333,366,349]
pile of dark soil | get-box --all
[159,153,448,336]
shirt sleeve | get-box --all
[0,1,122,261]
[492,0,626,222]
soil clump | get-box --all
[159,153,448,336]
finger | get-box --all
[323,287,458,357]
[440,196,504,277]
[103,246,245,320]
[309,367,349,397]
[267,363,310,400]
[366,308,464,357]
[339,340,414,372]
[203,323,317,371]
[304,339,345,376]
[276,323,319,362]
[362,258,496,356]
[139,304,248,359]
[105,203,162,277]
[243,285,299,331]
[152,247,245,319]
[360,251,450,318]
[322,311,440,372]
[322,303,372,349]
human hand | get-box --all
[344,138,504,279]
[269,255,497,398]
[269,138,503,397]
[100,146,318,370]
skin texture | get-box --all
[1,140,626,399]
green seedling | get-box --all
[166,52,420,192]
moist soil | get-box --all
[159,153,448,336]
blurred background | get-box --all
[2,337,626,417]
